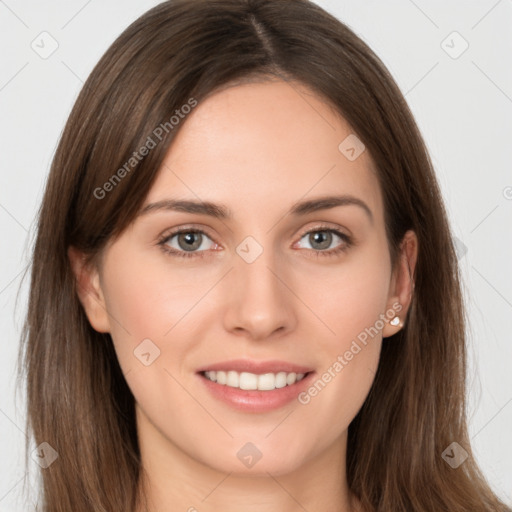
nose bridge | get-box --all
[223,234,295,339]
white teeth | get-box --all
[203,370,308,390]
[286,372,297,385]
[275,372,287,388]
[257,373,275,390]
[239,372,258,390]
[226,370,239,387]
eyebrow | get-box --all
[138,194,373,224]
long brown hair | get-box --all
[17,0,511,510]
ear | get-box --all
[67,246,111,333]
[382,230,418,338]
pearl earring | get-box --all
[390,316,401,326]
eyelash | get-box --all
[157,225,353,260]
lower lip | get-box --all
[197,372,316,413]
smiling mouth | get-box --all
[200,370,311,391]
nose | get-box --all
[222,244,297,341]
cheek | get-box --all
[299,244,390,423]
[99,252,205,432]
[102,244,207,330]
[315,243,392,347]
[297,286,385,455]
[99,248,205,374]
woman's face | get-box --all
[73,79,415,477]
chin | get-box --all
[196,442,310,477]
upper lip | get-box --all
[197,359,314,375]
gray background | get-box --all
[1,0,511,510]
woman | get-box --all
[18,0,511,510]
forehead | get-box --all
[145,79,383,225]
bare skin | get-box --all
[69,79,417,512]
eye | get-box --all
[157,225,353,260]
[158,228,218,259]
[295,227,352,257]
